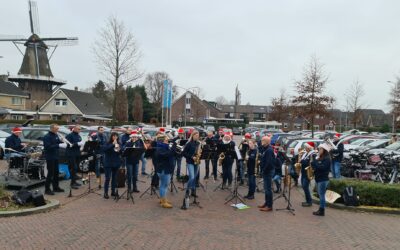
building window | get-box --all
[11,97,23,105]
[11,115,23,120]
[55,98,67,107]
[52,115,60,121]
[185,98,191,105]
[185,108,191,115]
[314,125,320,130]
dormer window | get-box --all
[55,98,67,107]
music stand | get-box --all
[115,147,145,204]
[275,164,295,215]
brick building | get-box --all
[171,91,222,123]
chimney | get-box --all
[74,86,78,91]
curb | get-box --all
[0,199,60,217]
[311,196,400,215]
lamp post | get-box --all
[388,81,397,133]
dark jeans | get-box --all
[222,158,233,185]
[301,174,312,204]
[68,156,80,185]
[212,158,218,179]
[126,163,139,191]
[104,167,119,194]
[205,159,210,177]
[317,180,329,209]
[95,154,104,177]
[175,156,182,177]
[45,159,59,190]
[248,174,256,195]
[263,169,275,208]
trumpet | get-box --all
[58,133,72,147]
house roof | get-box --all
[0,79,29,97]
[60,88,111,116]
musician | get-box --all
[102,132,121,199]
[331,134,344,179]
[154,134,175,208]
[244,139,257,199]
[258,136,275,212]
[219,133,236,189]
[237,133,251,184]
[4,127,26,159]
[172,128,185,179]
[204,131,217,180]
[91,126,107,183]
[120,127,132,169]
[66,125,84,189]
[211,130,224,180]
[42,124,66,195]
[182,130,201,197]
[124,131,142,193]
[300,142,315,207]
[311,143,331,216]
[273,148,284,193]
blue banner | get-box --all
[168,81,173,108]
[162,79,171,108]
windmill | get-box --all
[0,0,78,110]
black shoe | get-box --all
[313,208,325,216]
[45,190,55,195]
[141,172,149,176]
[191,192,198,198]
[70,183,80,189]
[53,187,65,192]
[204,176,209,180]
[244,194,254,200]
[302,202,312,207]
[111,192,117,197]
[104,193,109,199]
[72,181,81,187]
[132,188,140,193]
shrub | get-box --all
[328,179,400,208]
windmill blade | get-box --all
[40,37,78,41]
[0,35,27,42]
[29,0,40,34]
[41,37,78,46]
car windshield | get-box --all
[22,130,48,141]
[385,142,400,150]
[349,139,368,145]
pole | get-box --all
[393,113,395,133]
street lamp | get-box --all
[388,80,397,133]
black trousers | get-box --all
[222,157,234,185]
[45,159,59,190]
[68,156,80,184]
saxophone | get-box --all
[294,149,304,175]
[193,141,202,165]
[218,152,225,166]
[305,151,315,181]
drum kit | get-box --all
[2,146,46,182]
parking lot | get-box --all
[1,158,400,250]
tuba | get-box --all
[294,149,304,175]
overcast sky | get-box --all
[1,0,400,112]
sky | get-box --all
[0,0,400,112]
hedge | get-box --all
[328,179,400,208]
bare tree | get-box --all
[345,80,365,129]
[92,16,142,122]
[292,55,334,137]
[115,84,128,122]
[270,89,290,122]
[215,96,228,106]
[143,72,177,121]
[132,92,143,122]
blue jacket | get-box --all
[65,132,82,157]
[5,134,23,152]
[260,145,274,174]
[154,142,175,174]
[43,131,62,160]
[102,143,121,168]
[182,140,199,165]
[91,133,107,154]
[311,156,331,182]
[121,133,131,147]
[247,148,258,175]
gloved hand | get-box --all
[59,143,67,149]
[78,141,84,146]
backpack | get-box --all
[12,189,33,206]
[343,186,359,206]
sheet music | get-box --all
[234,146,242,160]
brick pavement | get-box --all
[1,158,400,250]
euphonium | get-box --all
[218,152,225,166]
[294,149,304,175]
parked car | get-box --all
[232,127,242,135]
[343,138,378,151]
[367,141,400,155]
[205,125,215,133]
[286,139,324,158]
[339,135,377,145]
[270,133,290,146]
[0,130,11,159]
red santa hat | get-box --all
[130,130,139,137]
[306,141,315,148]
[159,127,166,133]
[12,127,22,133]
[177,128,185,134]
